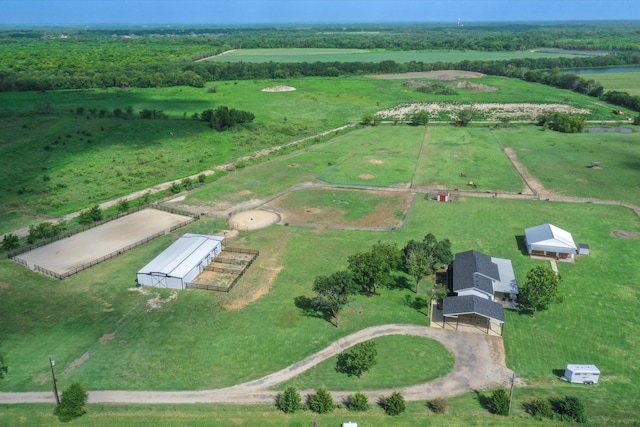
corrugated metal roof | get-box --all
[138,233,224,279]
[525,223,577,253]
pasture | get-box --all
[1,74,639,425]
[0,74,624,234]
[204,48,591,63]
[589,71,640,96]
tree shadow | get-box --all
[515,235,529,256]
[402,294,427,314]
[293,295,324,320]
[387,274,411,291]
[474,390,491,411]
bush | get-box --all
[336,341,378,378]
[487,387,510,416]
[54,382,88,422]
[1,233,20,252]
[278,385,302,414]
[169,182,182,194]
[309,386,334,414]
[525,397,553,420]
[556,395,587,423]
[429,397,448,414]
[383,391,406,416]
[116,199,130,213]
[348,392,369,411]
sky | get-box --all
[1,0,639,25]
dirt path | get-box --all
[0,324,513,404]
[504,147,548,198]
[194,49,236,62]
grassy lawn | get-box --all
[205,48,590,63]
[275,335,455,391]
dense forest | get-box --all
[1,22,640,110]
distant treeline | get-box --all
[2,52,640,102]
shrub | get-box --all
[1,233,20,252]
[54,382,88,422]
[487,387,510,416]
[197,174,206,184]
[309,386,334,414]
[117,199,130,213]
[169,182,182,194]
[336,341,378,378]
[348,392,369,411]
[525,397,553,420]
[556,395,587,423]
[383,391,406,416]
[429,397,448,414]
[278,385,302,414]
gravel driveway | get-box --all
[0,324,513,404]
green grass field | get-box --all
[0,74,624,234]
[2,74,640,425]
[205,48,590,63]
[589,71,640,96]
[276,335,455,391]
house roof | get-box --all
[138,233,224,279]
[525,223,577,253]
[443,295,505,323]
[453,250,500,296]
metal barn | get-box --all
[137,233,224,290]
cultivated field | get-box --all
[589,71,640,96]
[203,48,592,63]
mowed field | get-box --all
[1,118,640,425]
[204,48,590,63]
[589,71,640,96]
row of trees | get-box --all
[278,385,405,416]
[3,50,640,93]
[199,106,256,131]
[312,234,453,327]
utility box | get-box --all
[564,364,600,384]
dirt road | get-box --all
[0,324,513,404]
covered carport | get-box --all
[442,295,505,336]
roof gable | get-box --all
[453,250,500,295]
[525,223,577,251]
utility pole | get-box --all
[508,372,516,415]
[48,356,60,405]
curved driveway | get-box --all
[0,324,513,404]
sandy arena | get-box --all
[18,209,192,275]
[228,210,280,230]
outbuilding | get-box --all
[525,223,578,259]
[137,233,224,290]
[563,364,600,384]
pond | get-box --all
[561,66,640,75]
[584,127,633,133]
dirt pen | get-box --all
[15,209,194,279]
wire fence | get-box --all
[6,203,196,259]
[21,215,198,280]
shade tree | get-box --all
[312,270,358,327]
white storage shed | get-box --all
[525,223,578,259]
[563,364,600,384]
[137,233,224,290]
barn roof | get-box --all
[525,223,577,253]
[443,295,505,323]
[138,233,224,279]
[452,250,500,296]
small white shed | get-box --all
[137,233,224,290]
[564,364,600,384]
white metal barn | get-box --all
[137,233,224,290]
[563,364,600,384]
[525,223,578,259]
